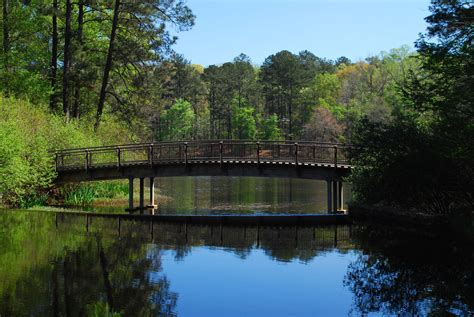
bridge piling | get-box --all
[139,178,145,212]
[147,177,157,213]
[327,181,344,213]
[327,180,333,212]
[128,178,134,211]
[332,181,338,212]
[338,182,344,211]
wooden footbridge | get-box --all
[54,140,353,212]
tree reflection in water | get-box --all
[0,211,178,316]
[1,212,353,316]
[53,235,178,316]
[344,228,474,316]
[0,211,472,316]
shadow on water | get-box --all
[0,210,472,316]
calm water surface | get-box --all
[90,176,352,214]
[0,210,472,316]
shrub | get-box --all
[0,96,134,207]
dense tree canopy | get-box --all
[0,0,418,143]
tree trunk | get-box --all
[288,87,293,140]
[52,262,59,317]
[95,0,120,131]
[63,258,72,317]
[72,0,84,119]
[2,0,9,57]
[97,238,114,310]
[2,0,10,93]
[50,0,58,111]
[62,0,72,119]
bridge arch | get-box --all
[54,140,352,212]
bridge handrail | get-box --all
[53,139,352,154]
[54,140,354,171]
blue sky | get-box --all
[171,0,431,66]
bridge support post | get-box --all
[139,178,145,212]
[327,180,333,212]
[338,181,344,211]
[328,181,344,212]
[327,180,344,213]
[128,178,134,211]
[147,177,157,214]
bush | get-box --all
[0,96,134,207]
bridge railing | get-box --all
[55,140,352,171]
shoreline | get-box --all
[349,203,474,240]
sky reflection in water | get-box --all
[158,247,354,316]
[0,209,472,316]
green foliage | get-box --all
[259,114,282,140]
[0,96,133,207]
[0,0,423,146]
[231,98,257,140]
[202,54,259,139]
[63,181,128,206]
[350,117,469,213]
[92,181,128,198]
[64,185,96,206]
[0,211,88,308]
[0,211,177,315]
[87,302,122,317]
[0,97,56,206]
[0,0,195,135]
[0,0,52,104]
[260,50,306,138]
[350,0,473,214]
[159,99,196,140]
[1,0,467,216]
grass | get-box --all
[19,193,50,209]
[60,180,171,208]
[62,181,129,206]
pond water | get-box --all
[0,210,472,316]
[89,176,352,214]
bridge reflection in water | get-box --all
[55,212,354,256]
[54,140,353,213]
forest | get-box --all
[0,0,472,213]
[0,0,418,142]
